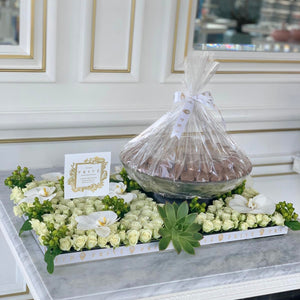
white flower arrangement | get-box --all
[7,167,300,274]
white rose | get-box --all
[59,236,72,251]
[41,214,54,223]
[206,213,215,221]
[221,212,231,221]
[153,228,161,239]
[139,229,152,243]
[109,234,121,248]
[202,220,214,233]
[259,215,271,227]
[225,197,233,206]
[213,199,224,209]
[256,214,263,223]
[222,220,234,231]
[215,210,223,218]
[124,212,139,220]
[224,207,233,214]
[75,229,86,235]
[141,209,153,217]
[207,205,217,214]
[239,214,246,222]
[86,233,98,249]
[212,219,222,232]
[239,222,249,231]
[130,221,142,231]
[246,214,257,228]
[127,230,140,246]
[98,236,109,248]
[231,211,240,221]
[271,212,285,226]
[118,230,126,242]
[72,208,83,216]
[138,194,147,200]
[73,235,87,251]
[54,214,67,223]
[23,181,38,191]
[10,187,24,204]
[13,205,23,217]
[30,219,40,232]
[66,201,75,209]
[151,219,164,229]
[85,205,95,215]
[196,213,207,225]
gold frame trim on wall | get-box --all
[0,285,30,298]
[171,0,300,74]
[90,0,136,73]
[0,0,47,72]
[0,128,299,144]
[0,0,35,59]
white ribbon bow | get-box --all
[171,91,224,139]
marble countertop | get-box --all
[1,169,300,300]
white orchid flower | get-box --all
[41,172,63,181]
[108,182,137,204]
[21,186,56,203]
[75,211,118,237]
[229,194,275,215]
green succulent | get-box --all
[158,202,203,255]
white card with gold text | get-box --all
[64,152,111,199]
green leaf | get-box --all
[158,227,171,237]
[183,213,197,227]
[19,219,32,236]
[159,236,171,251]
[285,220,300,230]
[172,236,182,254]
[185,223,201,233]
[177,201,189,219]
[181,238,200,248]
[193,232,203,240]
[165,203,176,226]
[179,240,195,255]
[44,248,55,274]
[157,205,167,220]
[173,202,179,217]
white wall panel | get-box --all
[93,0,133,70]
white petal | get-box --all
[229,195,250,213]
[100,211,118,225]
[41,172,63,181]
[75,215,97,230]
[95,226,110,237]
[251,194,275,215]
[24,187,41,197]
[121,193,137,204]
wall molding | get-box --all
[79,0,145,82]
[0,108,299,131]
[0,0,56,82]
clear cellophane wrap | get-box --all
[120,53,252,199]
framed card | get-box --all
[64,152,111,199]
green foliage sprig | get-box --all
[19,198,53,236]
[189,198,207,214]
[59,176,64,192]
[102,195,130,218]
[276,201,300,230]
[119,168,142,192]
[158,202,203,255]
[4,166,35,189]
[217,180,246,200]
[43,224,68,274]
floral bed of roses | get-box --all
[6,167,300,274]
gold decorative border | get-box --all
[0,0,47,72]
[0,128,299,144]
[0,285,30,298]
[253,162,293,167]
[0,0,35,59]
[90,0,135,73]
[252,172,297,178]
[171,0,300,74]
[68,157,108,192]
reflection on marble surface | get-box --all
[1,169,300,300]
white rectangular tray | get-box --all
[32,226,288,266]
